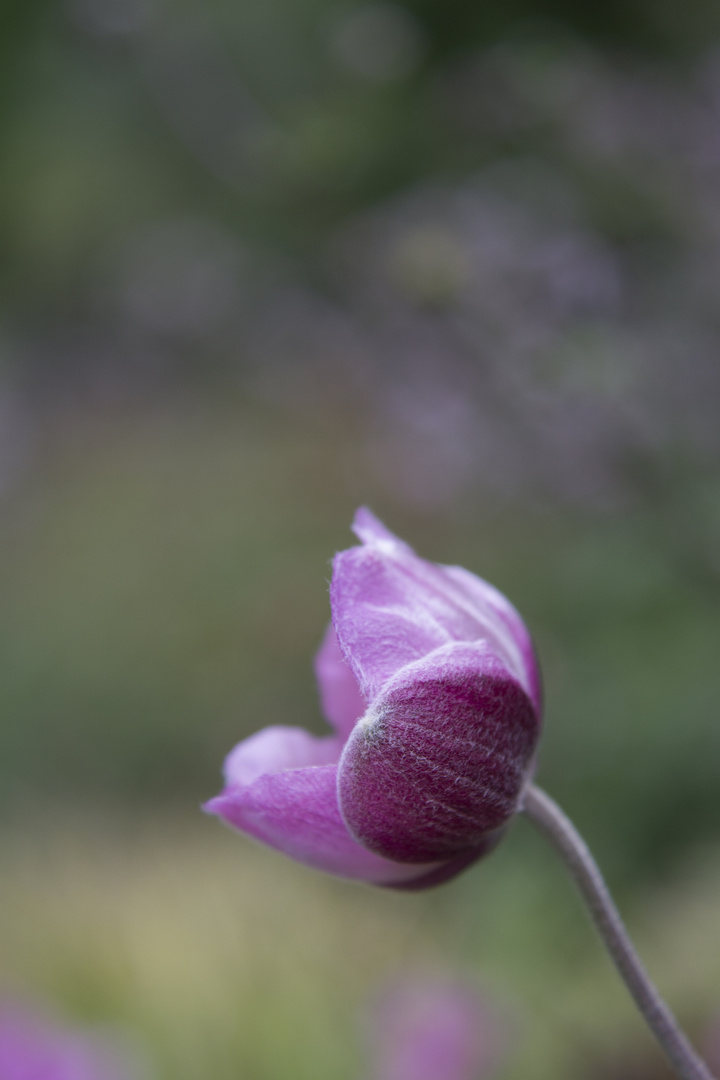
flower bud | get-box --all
[205,508,541,889]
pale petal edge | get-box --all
[222,725,342,788]
[314,623,366,740]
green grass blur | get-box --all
[1,811,720,1079]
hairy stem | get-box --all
[521,783,715,1080]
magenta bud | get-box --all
[205,508,542,888]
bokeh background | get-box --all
[1,0,720,1076]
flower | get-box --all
[0,999,140,1080]
[364,975,506,1080]
[205,508,541,888]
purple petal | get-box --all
[331,508,540,704]
[338,640,540,863]
[441,565,541,712]
[222,725,342,788]
[205,764,441,885]
[314,623,366,740]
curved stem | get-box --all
[521,783,715,1080]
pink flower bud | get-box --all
[205,508,541,888]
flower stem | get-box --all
[521,783,716,1080]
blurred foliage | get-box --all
[0,814,719,1080]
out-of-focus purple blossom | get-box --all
[0,1000,141,1080]
[205,508,541,887]
[365,976,505,1080]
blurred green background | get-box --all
[1,0,720,1076]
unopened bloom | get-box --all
[205,508,541,888]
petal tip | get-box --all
[202,793,229,818]
[352,506,403,549]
